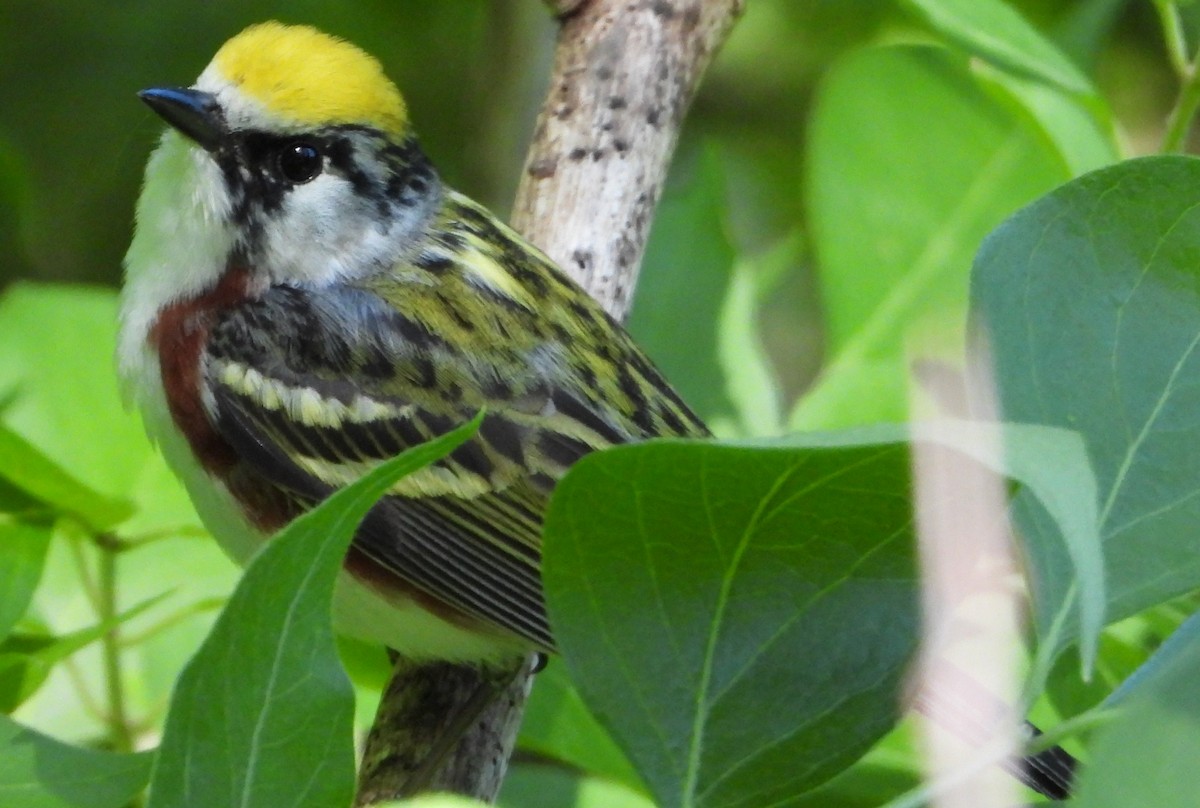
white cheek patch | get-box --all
[257,174,419,286]
[258,175,361,282]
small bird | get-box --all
[119,21,708,663]
[122,21,1079,800]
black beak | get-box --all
[139,87,225,152]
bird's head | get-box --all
[122,22,441,357]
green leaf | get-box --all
[899,0,1093,95]
[0,424,133,530]
[542,437,919,807]
[973,156,1200,651]
[0,285,152,504]
[500,764,655,808]
[147,417,479,808]
[0,521,51,641]
[518,659,644,791]
[0,591,168,712]
[794,45,1069,429]
[978,64,1118,177]
[715,242,791,437]
[629,148,738,425]
[1073,612,1200,807]
[0,713,152,808]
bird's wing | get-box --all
[201,282,635,651]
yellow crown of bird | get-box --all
[211,21,408,136]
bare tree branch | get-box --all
[514,0,746,318]
[355,1,744,803]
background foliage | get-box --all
[5,1,1200,807]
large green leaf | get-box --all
[973,156,1200,650]
[542,419,1104,805]
[0,713,152,808]
[899,0,1093,95]
[795,45,1068,429]
[542,437,919,808]
[147,418,478,808]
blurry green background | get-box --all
[1,3,1199,802]
[0,0,1182,406]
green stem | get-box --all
[1162,68,1200,152]
[1160,3,1200,152]
[117,525,210,552]
[1156,1,1190,79]
[68,527,102,612]
[97,535,134,753]
[1026,707,1120,754]
[119,596,225,646]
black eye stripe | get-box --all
[277,141,322,184]
[234,132,324,184]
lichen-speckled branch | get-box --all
[514,0,746,319]
[354,1,744,803]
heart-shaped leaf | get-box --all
[973,156,1200,652]
[543,437,919,808]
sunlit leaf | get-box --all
[0,592,168,712]
[0,285,151,502]
[0,522,51,642]
[795,45,1068,429]
[0,424,133,530]
[899,0,1093,94]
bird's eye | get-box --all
[277,142,323,184]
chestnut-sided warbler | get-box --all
[119,21,708,662]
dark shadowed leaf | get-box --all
[542,437,919,808]
[500,763,654,808]
[518,659,644,792]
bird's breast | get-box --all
[149,266,252,476]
